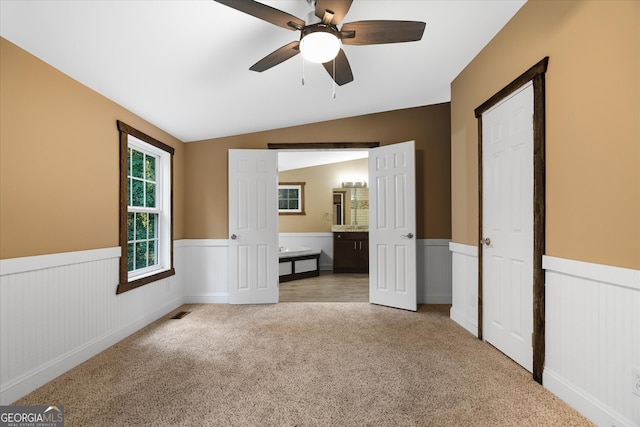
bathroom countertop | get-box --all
[331,225,369,232]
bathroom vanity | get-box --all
[333,231,369,273]
[332,184,369,273]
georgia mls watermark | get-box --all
[0,406,64,427]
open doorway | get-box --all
[228,142,417,310]
[277,149,370,302]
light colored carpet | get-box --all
[14,304,593,426]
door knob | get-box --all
[230,234,238,240]
[401,233,414,239]
[480,237,491,246]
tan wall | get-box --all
[0,38,185,259]
[278,158,368,232]
[184,103,451,240]
[451,0,640,269]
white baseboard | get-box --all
[449,306,478,336]
[184,293,229,304]
[544,368,638,427]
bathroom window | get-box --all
[117,121,175,294]
[278,182,305,215]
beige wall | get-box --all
[451,0,640,269]
[0,38,185,259]
[1,37,452,258]
[278,158,368,232]
[184,103,451,240]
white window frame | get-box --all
[127,136,171,281]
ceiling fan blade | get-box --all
[322,49,354,86]
[249,41,300,72]
[315,0,353,25]
[341,20,426,45]
[214,0,305,31]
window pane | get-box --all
[149,214,157,238]
[145,155,155,181]
[132,149,144,178]
[290,189,298,199]
[136,242,147,269]
[279,199,288,209]
[148,239,157,266]
[278,189,286,200]
[146,182,156,208]
[289,200,298,209]
[132,179,144,206]
[127,243,134,271]
[127,212,134,241]
[135,213,148,240]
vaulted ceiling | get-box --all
[0,0,526,142]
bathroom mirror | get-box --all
[332,186,368,227]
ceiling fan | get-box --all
[214,0,426,86]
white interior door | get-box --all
[228,149,279,304]
[369,141,417,311]
[482,83,534,371]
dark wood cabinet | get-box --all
[333,232,369,273]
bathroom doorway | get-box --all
[277,149,370,302]
[228,142,417,309]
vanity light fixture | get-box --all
[342,181,367,188]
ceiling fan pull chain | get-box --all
[332,59,336,99]
[301,57,305,86]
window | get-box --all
[117,121,174,294]
[278,182,305,215]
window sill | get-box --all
[116,268,175,294]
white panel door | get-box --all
[482,82,534,371]
[369,141,417,311]
[228,150,279,304]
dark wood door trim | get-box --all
[474,57,548,384]
[268,142,379,150]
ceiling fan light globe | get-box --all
[300,32,340,63]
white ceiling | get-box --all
[278,150,368,171]
[0,0,525,142]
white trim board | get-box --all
[543,255,639,291]
[449,241,478,257]
[0,247,121,276]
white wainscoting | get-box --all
[182,236,452,305]
[417,239,452,304]
[447,245,640,426]
[543,256,640,427]
[449,242,479,336]
[180,240,229,304]
[0,245,185,405]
